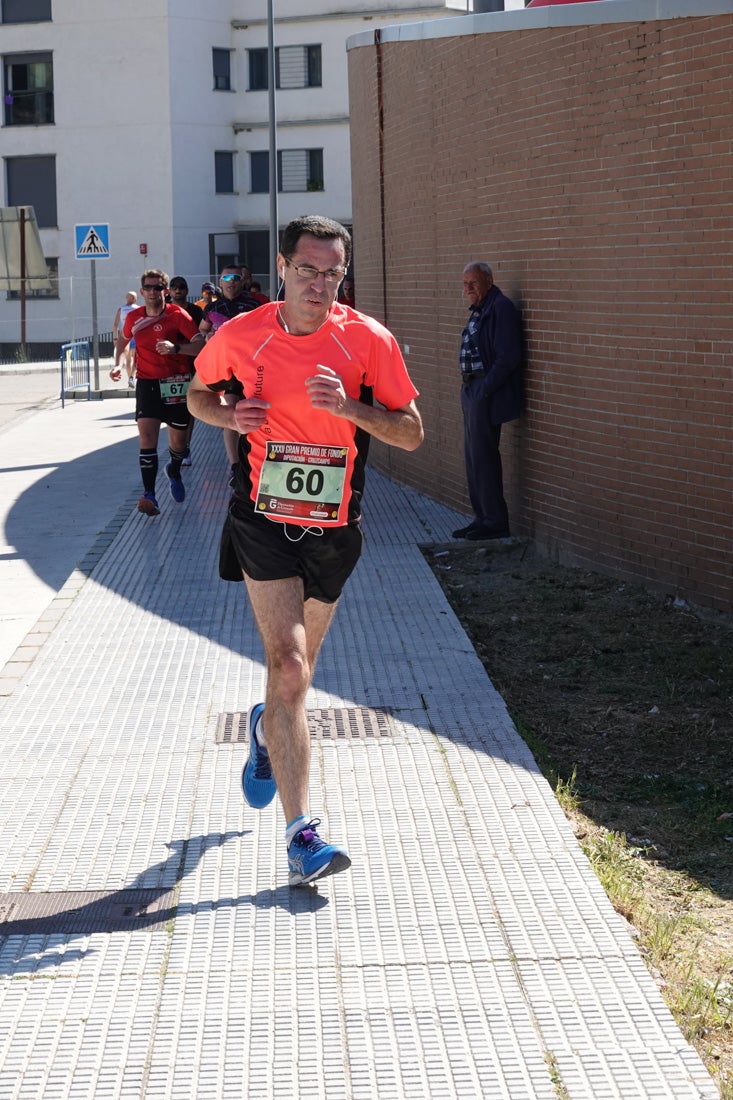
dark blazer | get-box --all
[472,285,524,425]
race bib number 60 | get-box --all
[255,441,348,522]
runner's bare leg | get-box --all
[244,574,337,824]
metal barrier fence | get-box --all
[60,340,91,407]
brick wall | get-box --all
[348,10,733,612]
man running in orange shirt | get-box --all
[187,216,423,885]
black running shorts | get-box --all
[135,377,192,431]
[220,495,363,604]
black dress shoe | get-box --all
[464,525,511,541]
[452,523,477,539]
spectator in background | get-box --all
[111,291,138,387]
[453,261,523,541]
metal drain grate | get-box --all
[309,707,393,740]
[0,888,177,936]
[215,706,393,744]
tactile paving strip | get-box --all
[215,705,395,743]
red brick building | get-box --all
[347,0,733,612]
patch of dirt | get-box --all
[424,538,733,1093]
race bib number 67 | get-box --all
[159,374,190,403]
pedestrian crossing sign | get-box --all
[75,223,110,259]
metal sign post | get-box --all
[19,208,26,356]
[267,0,279,295]
[74,223,110,390]
[90,258,99,389]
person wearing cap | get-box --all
[169,277,204,327]
[196,282,218,311]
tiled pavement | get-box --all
[0,391,718,1098]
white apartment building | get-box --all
[0,0,464,349]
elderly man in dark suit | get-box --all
[453,261,523,541]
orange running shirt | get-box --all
[195,302,419,527]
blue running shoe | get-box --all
[242,703,276,809]
[165,463,186,503]
[288,819,351,886]
[137,491,160,516]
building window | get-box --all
[5,155,57,227]
[248,50,268,92]
[279,45,321,89]
[215,151,235,194]
[248,45,321,91]
[7,255,58,299]
[250,151,269,194]
[250,149,324,194]
[212,48,231,91]
[3,53,54,126]
[281,148,323,193]
[238,230,269,281]
[2,0,52,22]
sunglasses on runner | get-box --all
[142,284,166,292]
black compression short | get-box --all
[135,377,192,431]
[220,495,363,603]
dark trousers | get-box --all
[460,379,509,533]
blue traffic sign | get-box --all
[75,223,110,259]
